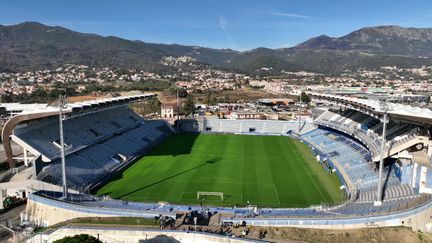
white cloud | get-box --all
[272,12,317,20]
[218,15,228,31]
[402,14,432,25]
[217,15,238,50]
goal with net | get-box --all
[197,191,224,201]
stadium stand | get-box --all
[40,128,170,189]
[300,128,417,203]
[11,104,172,190]
[179,117,316,135]
[314,109,426,161]
[311,93,432,162]
[14,106,142,160]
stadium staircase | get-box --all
[384,135,428,160]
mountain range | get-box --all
[1,22,432,74]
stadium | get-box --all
[2,92,432,237]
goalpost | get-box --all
[197,191,224,201]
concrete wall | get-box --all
[223,199,432,233]
[24,199,118,226]
[28,226,254,243]
[24,194,176,227]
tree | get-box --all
[149,97,161,113]
[53,234,102,243]
[178,88,188,98]
[204,91,217,105]
[299,91,311,104]
[1,92,13,103]
[183,95,195,116]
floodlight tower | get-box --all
[58,95,68,199]
[176,88,180,122]
[298,87,303,133]
[374,99,390,206]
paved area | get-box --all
[10,167,33,182]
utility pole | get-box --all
[58,95,68,199]
[375,99,390,206]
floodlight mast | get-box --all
[298,88,302,133]
[58,95,68,199]
[176,88,180,122]
[375,99,390,206]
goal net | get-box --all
[197,191,224,201]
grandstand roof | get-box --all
[311,92,432,124]
[0,103,48,113]
[1,94,156,115]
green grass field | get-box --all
[96,133,344,207]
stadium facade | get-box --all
[1,93,432,233]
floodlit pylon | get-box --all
[375,98,390,206]
[58,95,69,199]
[298,88,303,134]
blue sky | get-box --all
[1,0,432,51]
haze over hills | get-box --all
[1,22,432,74]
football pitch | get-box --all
[96,133,344,207]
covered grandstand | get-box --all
[178,117,316,135]
[0,94,176,192]
[311,92,432,161]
